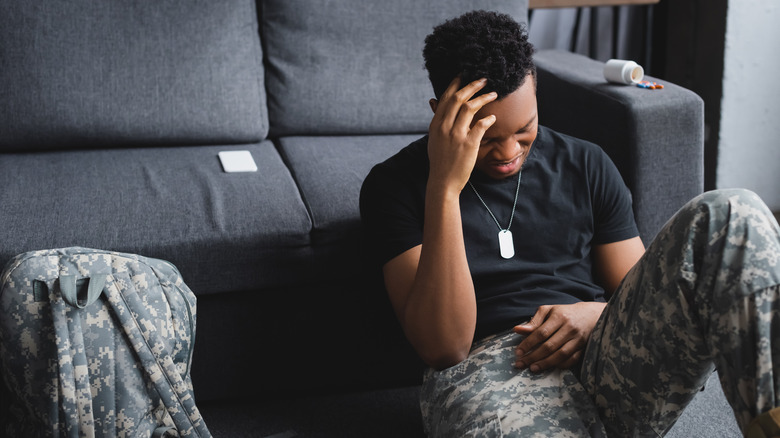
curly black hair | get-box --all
[423,10,535,99]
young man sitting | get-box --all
[360,10,780,437]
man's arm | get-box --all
[592,236,646,297]
[382,77,497,370]
[513,236,645,372]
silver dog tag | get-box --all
[498,229,514,259]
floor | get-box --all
[197,373,742,438]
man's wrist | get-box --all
[426,177,465,203]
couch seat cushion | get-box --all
[0,142,310,294]
[278,135,422,241]
[276,135,421,281]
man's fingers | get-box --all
[439,76,464,101]
[434,78,489,130]
[514,321,588,372]
[515,322,563,363]
[513,303,604,372]
[514,305,552,332]
[527,347,583,373]
[466,114,497,144]
[513,305,553,347]
[431,77,461,118]
[426,77,496,190]
[514,334,583,372]
[452,77,489,102]
[455,91,498,135]
[513,306,582,370]
[522,328,579,364]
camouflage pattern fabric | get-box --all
[585,189,780,436]
[420,189,780,437]
[421,330,608,437]
[0,247,211,437]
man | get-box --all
[360,10,780,437]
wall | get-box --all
[717,0,780,211]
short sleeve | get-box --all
[590,149,640,244]
[359,143,428,267]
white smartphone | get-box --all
[218,150,258,173]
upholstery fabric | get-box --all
[534,50,705,245]
[0,0,267,151]
[275,135,421,287]
[261,0,529,137]
[0,142,310,294]
[278,134,422,242]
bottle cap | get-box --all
[604,59,644,85]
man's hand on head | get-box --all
[427,77,497,195]
[512,302,607,372]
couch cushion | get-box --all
[278,135,422,242]
[0,142,310,294]
[261,0,528,137]
[0,0,267,152]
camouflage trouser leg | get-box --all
[582,189,780,436]
[420,330,608,437]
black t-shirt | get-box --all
[359,126,639,340]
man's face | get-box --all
[472,77,538,180]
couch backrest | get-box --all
[0,0,267,152]
[260,0,529,137]
[0,1,528,151]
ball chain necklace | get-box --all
[467,170,522,259]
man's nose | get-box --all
[494,138,520,158]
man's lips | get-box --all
[488,156,522,174]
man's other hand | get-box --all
[512,302,607,372]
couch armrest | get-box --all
[534,50,704,245]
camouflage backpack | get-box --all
[0,247,211,437]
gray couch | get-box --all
[0,0,741,436]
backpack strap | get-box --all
[59,274,106,309]
[102,272,211,438]
[50,280,97,437]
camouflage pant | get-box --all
[420,189,780,437]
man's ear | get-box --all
[429,98,438,114]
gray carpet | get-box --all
[667,372,741,437]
